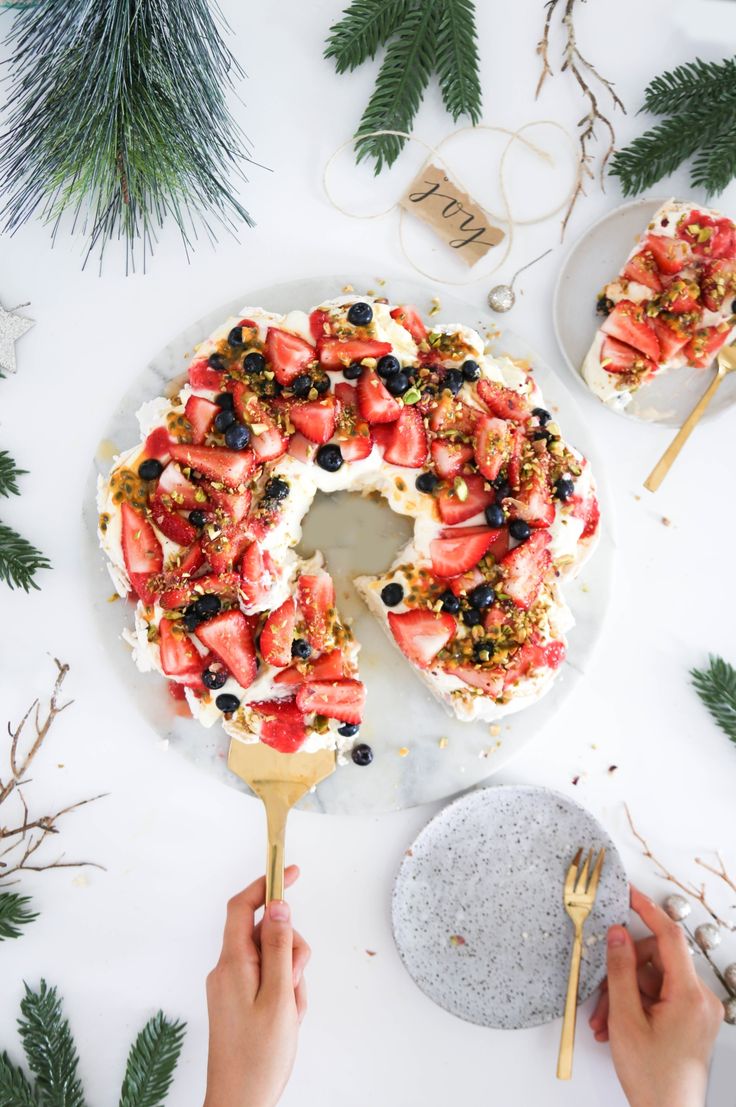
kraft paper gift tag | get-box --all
[399,162,505,267]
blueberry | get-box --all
[381,582,404,607]
[208,353,227,372]
[259,377,281,397]
[214,409,236,433]
[343,362,363,381]
[291,638,312,660]
[138,458,164,481]
[243,351,266,373]
[484,503,505,528]
[509,519,531,541]
[313,374,331,395]
[183,606,203,632]
[555,477,575,501]
[338,723,360,737]
[493,477,511,499]
[228,326,244,348]
[440,590,460,614]
[195,594,221,618]
[386,371,410,396]
[347,302,373,326]
[731,297,736,314]
[415,472,438,494]
[474,639,494,660]
[316,444,343,471]
[291,373,313,398]
[532,429,550,441]
[596,296,614,317]
[216,692,240,714]
[532,407,551,425]
[377,354,400,379]
[225,422,251,450]
[351,743,374,766]
[188,509,206,529]
[202,667,227,690]
[443,368,464,395]
[462,359,481,381]
[215,391,234,410]
[469,583,495,609]
[462,608,482,627]
[264,477,290,502]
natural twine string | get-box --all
[323,122,580,285]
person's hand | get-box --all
[204,865,310,1107]
[589,886,723,1107]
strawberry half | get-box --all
[184,395,219,444]
[264,328,316,385]
[203,522,252,575]
[260,597,297,668]
[644,234,692,275]
[501,529,552,610]
[334,384,373,462]
[150,499,198,547]
[390,304,427,343]
[452,665,505,698]
[160,571,239,611]
[622,250,663,293]
[428,393,478,435]
[318,337,392,370]
[309,309,331,342]
[437,473,494,525]
[511,461,554,528]
[156,462,202,511]
[273,649,345,686]
[430,528,496,577]
[569,493,600,540]
[297,571,335,651]
[383,406,428,468]
[476,379,531,423]
[231,385,290,462]
[599,336,657,377]
[143,427,173,465]
[289,396,337,445]
[189,358,225,391]
[474,415,511,482]
[170,443,255,487]
[240,542,277,607]
[387,609,456,669]
[684,322,732,368]
[657,278,701,314]
[252,698,307,753]
[701,259,736,312]
[600,300,660,362]
[195,609,257,689]
[430,439,473,480]
[121,502,163,602]
[648,316,693,362]
[677,211,736,259]
[356,368,403,424]
[296,678,366,724]
[158,618,202,679]
[200,481,252,523]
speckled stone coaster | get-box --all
[392,784,628,1028]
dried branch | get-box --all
[2,658,73,806]
[695,853,736,898]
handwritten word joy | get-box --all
[400,163,504,267]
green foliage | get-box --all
[325,0,482,173]
[0,0,253,270]
[0,893,38,942]
[691,655,736,745]
[0,521,50,592]
[0,452,26,499]
[0,983,184,1107]
[611,56,736,196]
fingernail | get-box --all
[268,899,290,922]
[607,925,626,948]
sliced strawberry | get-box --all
[318,337,392,370]
[252,424,288,462]
[683,322,732,368]
[143,427,173,465]
[501,529,552,610]
[502,640,563,688]
[176,542,205,576]
[543,640,567,669]
[369,423,395,452]
[264,328,316,385]
[657,278,701,314]
[387,609,456,669]
[677,211,736,259]
[390,304,427,342]
[506,425,524,491]
[252,698,307,753]
[599,335,657,377]
[437,473,494,525]
[452,665,505,698]
[200,481,252,523]
[477,378,531,423]
[150,499,198,546]
[622,250,663,293]
[356,368,403,424]
[644,234,692,274]
[229,385,289,462]
[440,526,509,565]
[240,542,277,607]
[600,300,660,362]
[484,604,508,629]
[260,597,297,668]
[203,522,252,575]
[160,571,240,611]
[701,259,736,312]
[274,648,346,686]
[287,432,317,464]
[448,566,485,598]
[184,395,219,445]
[156,462,202,510]
[121,502,163,602]
[289,396,337,445]
[648,316,693,362]
[474,415,511,482]
[297,571,335,651]
[430,439,473,480]
[511,462,554,528]
[188,358,225,391]
[158,618,202,678]
[170,443,255,487]
[296,678,365,724]
[195,609,257,689]
[430,528,496,577]
[309,309,331,343]
[428,393,478,435]
[333,382,373,460]
[383,406,428,468]
[341,430,373,462]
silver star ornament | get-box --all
[0,301,34,374]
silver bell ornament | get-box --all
[663,894,691,922]
[487,249,552,313]
[723,997,736,1025]
[694,922,721,952]
[724,963,736,993]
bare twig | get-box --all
[695,853,736,898]
[534,0,556,98]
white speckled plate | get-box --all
[82,276,614,815]
[392,785,628,1028]
[553,196,736,427]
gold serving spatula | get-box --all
[227,738,336,902]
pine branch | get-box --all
[643,56,736,116]
[691,112,736,195]
[354,3,439,172]
[434,0,481,123]
[0,893,38,942]
[18,982,86,1107]
[0,453,26,499]
[324,0,410,73]
[0,1051,38,1107]
[0,523,50,592]
[691,655,736,745]
[610,113,710,197]
[118,1014,186,1107]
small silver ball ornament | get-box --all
[694,922,721,951]
[663,893,691,922]
[724,963,736,993]
[723,997,736,1025]
[487,284,515,313]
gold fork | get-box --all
[644,344,736,492]
[556,846,606,1081]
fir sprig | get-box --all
[0,0,253,269]
[0,893,38,942]
[691,655,736,745]
[0,451,26,499]
[0,1051,37,1107]
[0,521,50,592]
[19,982,86,1107]
[611,56,736,196]
[325,0,482,173]
[118,1014,186,1107]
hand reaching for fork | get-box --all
[590,886,723,1107]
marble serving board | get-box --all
[82,276,615,815]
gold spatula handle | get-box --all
[557,928,583,1080]
[644,367,725,492]
[263,791,289,903]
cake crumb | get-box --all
[398,746,410,757]
[342,284,354,293]
[107,593,120,603]
[438,737,449,749]
[572,775,580,786]
[449,934,466,947]
[429,297,441,316]
[608,764,618,774]
[661,516,672,527]
[365,949,377,957]
[489,724,501,737]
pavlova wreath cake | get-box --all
[583,199,736,411]
[98,295,600,760]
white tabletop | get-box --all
[2,0,735,1102]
